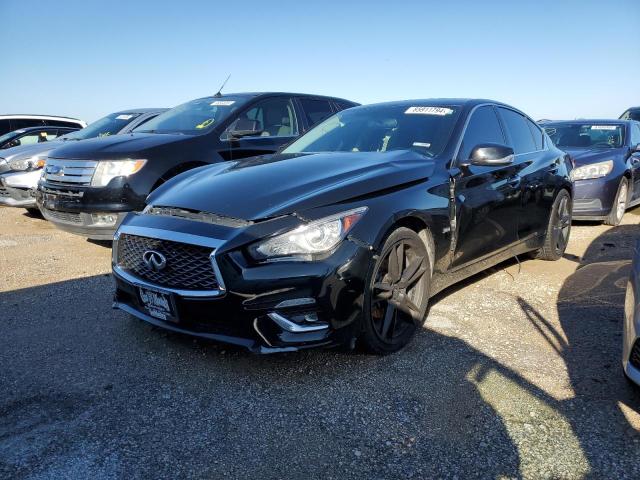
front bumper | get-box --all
[0,170,41,207]
[111,222,373,353]
[571,175,620,219]
[39,206,128,240]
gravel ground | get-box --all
[1,206,640,479]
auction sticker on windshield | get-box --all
[210,100,235,106]
[405,106,454,115]
[591,125,618,130]
[138,286,177,322]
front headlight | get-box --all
[9,155,47,171]
[249,207,368,261]
[570,160,613,181]
[91,159,147,187]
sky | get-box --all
[1,0,639,123]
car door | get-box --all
[497,107,553,240]
[629,122,640,201]
[219,96,300,160]
[450,104,520,268]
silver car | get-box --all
[623,241,640,385]
[0,108,166,211]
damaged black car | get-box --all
[112,99,572,354]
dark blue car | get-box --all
[544,120,640,225]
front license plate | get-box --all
[138,286,177,323]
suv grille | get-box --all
[44,158,98,186]
[116,234,219,291]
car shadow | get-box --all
[0,273,578,478]
[553,222,640,477]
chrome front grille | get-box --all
[44,158,98,186]
[116,234,220,291]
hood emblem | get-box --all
[142,250,167,272]
[46,165,63,175]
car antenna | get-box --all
[214,74,231,98]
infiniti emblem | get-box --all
[142,250,167,272]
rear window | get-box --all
[498,108,537,154]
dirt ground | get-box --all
[1,205,640,479]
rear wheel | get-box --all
[361,227,431,354]
[536,189,572,261]
[604,177,628,226]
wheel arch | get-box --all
[151,161,209,192]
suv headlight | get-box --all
[91,159,147,187]
[249,207,368,261]
[570,160,613,181]
[9,155,47,171]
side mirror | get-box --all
[632,143,640,153]
[227,118,263,140]
[469,143,515,166]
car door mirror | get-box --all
[469,144,515,166]
[632,143,640,153]
[227,118,263,140]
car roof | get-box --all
[191,92,358,105]
[0,114,84,122]
[6,126,78,133]
[544,119,630,125]
[113,108,167,114]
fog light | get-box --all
[91,213,117,226]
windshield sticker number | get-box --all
[210,100,235,106]
[405,106,454,116]
[196,118,215,129]
[412,142,432,148]
[591,125,617,131]
[116,114,134,120]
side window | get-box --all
[526,118,544,150]
[10,119,44,130]
[0,120,11,135]
[498,108,537,154]
[299,98,334,128]
[9,132,44,147]
[631,124,640,146]
[224,97,299,139]
[459,105,505,161]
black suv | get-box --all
[37,92,358,240]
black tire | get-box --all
[25,207,41,217]
[604,177,629,226]
[536,189,572,261]
[361,227,431,354]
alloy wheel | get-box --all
[554,194,572,254]
[370,238,429,343]
[616,181,628,223]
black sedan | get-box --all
[0,126,77,149]
[112,99,573,353]
[544,120,640,225]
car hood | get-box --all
[148,150,436,221]
[563,147,626,166]
[47,132,194,160]
[0,140,64,162]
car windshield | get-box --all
[62,113,142,141]
[133,96,249,135]
[282,104,460,158]
[544,123,625,149]
[0,130,22,144]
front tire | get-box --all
[361,227,431,354]
[604,177,628,226]
[536,189,572,261]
